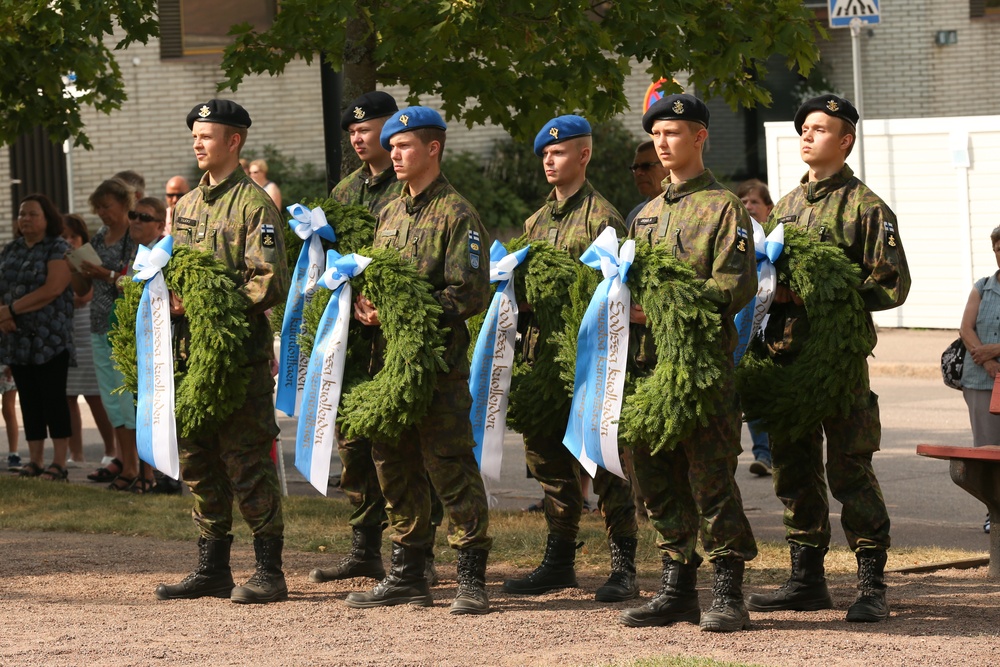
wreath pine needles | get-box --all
[735,225,871,441]
[109,245,251,438]
[502,236,580,441]
[618,240,727,454]
[298,246,448,442]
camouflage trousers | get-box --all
[371,373,492,552]
[770,366,890,551]
[631,387,757,565]
[524,432,638,541]
[180,362,283,540]
[337,430,443,530]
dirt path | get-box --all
[2,531,999,667]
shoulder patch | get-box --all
[261,223,276,248]
[884,220,897,247]
[468,230,481,269]
[735,227,749,254]
[174,216,197,227]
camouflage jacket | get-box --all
[523,180,626,259]
[374,173,490,372]
[330,164,404,216]
[762,165,910,358]
[630,169,757,353]
[172,168,289,362]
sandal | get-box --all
[39,463,69,482]
[88,458,123,483]
[18,462,44,478]
[128,477,155,494]
[107,475,136,491]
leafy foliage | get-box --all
[220,0,821,140]
[110,246,251,438]
[735,226,872,441]
[441,153,534,232]
[0,0,158,148]
[618,241,729,454]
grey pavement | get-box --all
[40,326,993,554]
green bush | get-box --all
[442,152,534,235]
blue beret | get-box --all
[186,99,251,130]
[641,94,709,133]
[341,91,398,131]
[379,106,447,151]
[533,115,592,156]
[794,95,859,135]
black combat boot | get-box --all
[846,549,889,622]
[155,535,235,600]
[344,543,433,608]
[619,555,700,627]
[595,536,640,602]
[502,534,579,595]
[309,525,386,582]
[425,526,440,587]
[450,548,490,615]
[700,557,751,632]
[231,537,289,604]
[746,543,834,612]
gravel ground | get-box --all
[2,531,999,666]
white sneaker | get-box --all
[66,458,84,468]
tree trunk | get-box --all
[339,7,378,179]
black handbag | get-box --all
[941,337,966,390]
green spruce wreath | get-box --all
[298,246,447,442]
[735,225,871,442]
[617,240,729,454]
[109,245,251,439]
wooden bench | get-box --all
[916,444,1000,578]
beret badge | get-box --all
[353,106,365,120]
[399,114,409,127]
[827,100,840,112]
[549,127,559,139]
[672,100,685,114]
[198,105,211,118]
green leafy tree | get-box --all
[0,0,158,149]
[220,0,822,144]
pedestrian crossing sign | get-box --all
[829,0,881,28]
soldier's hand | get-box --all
[773,285,804,305]
[354,294,380,326]
[169,291,185,316]
[630,303,647,325]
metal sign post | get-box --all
[829,0,881,182]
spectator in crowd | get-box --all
[735,178,776,477]
[163,175,191,233]
[624,140,668,228]
[0,194,75,481]
[113,170,145,200]
[72,177,140,492]
[248,159,282,210]
[61,213,116,469]
[958,224,1000,534]
[2,364,17,471]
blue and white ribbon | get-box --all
[469,241,529,482]
[276,203,337,417]
[133,235,179,480]
[733,221,784,365]
[295,249,371,495]
[563,227,633,479]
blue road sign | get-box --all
[829,0,881,28]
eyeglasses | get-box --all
[629,161,660,173]
[165,192,184,199]
[128,210,163,223]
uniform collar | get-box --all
[365,164,397,187]
[662,169,715,203]
[801,164,854,202]
[545,180,594,219]
[198,167,249,203]
[404,173,448,215]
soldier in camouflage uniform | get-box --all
[154,100,290,605]
[344,106,493,615]
[619,94,758,633]
[746,95,910,624]
[502,115,640,603]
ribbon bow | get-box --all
[317,249,372,291]
[733,221,785,366]
[469,241,530,483]
[580,226,635,284]
[287,203,337,243]
[132,235,173,282]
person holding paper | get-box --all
[154,99,289,604]
[746,95,910,625]
[502,115,640,603]
[622,94,758,633]
[347,106,492,615]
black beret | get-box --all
[186,99,251,130]
[793,95,859,135]
[642,93,710,133]
[341,91,399,131]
